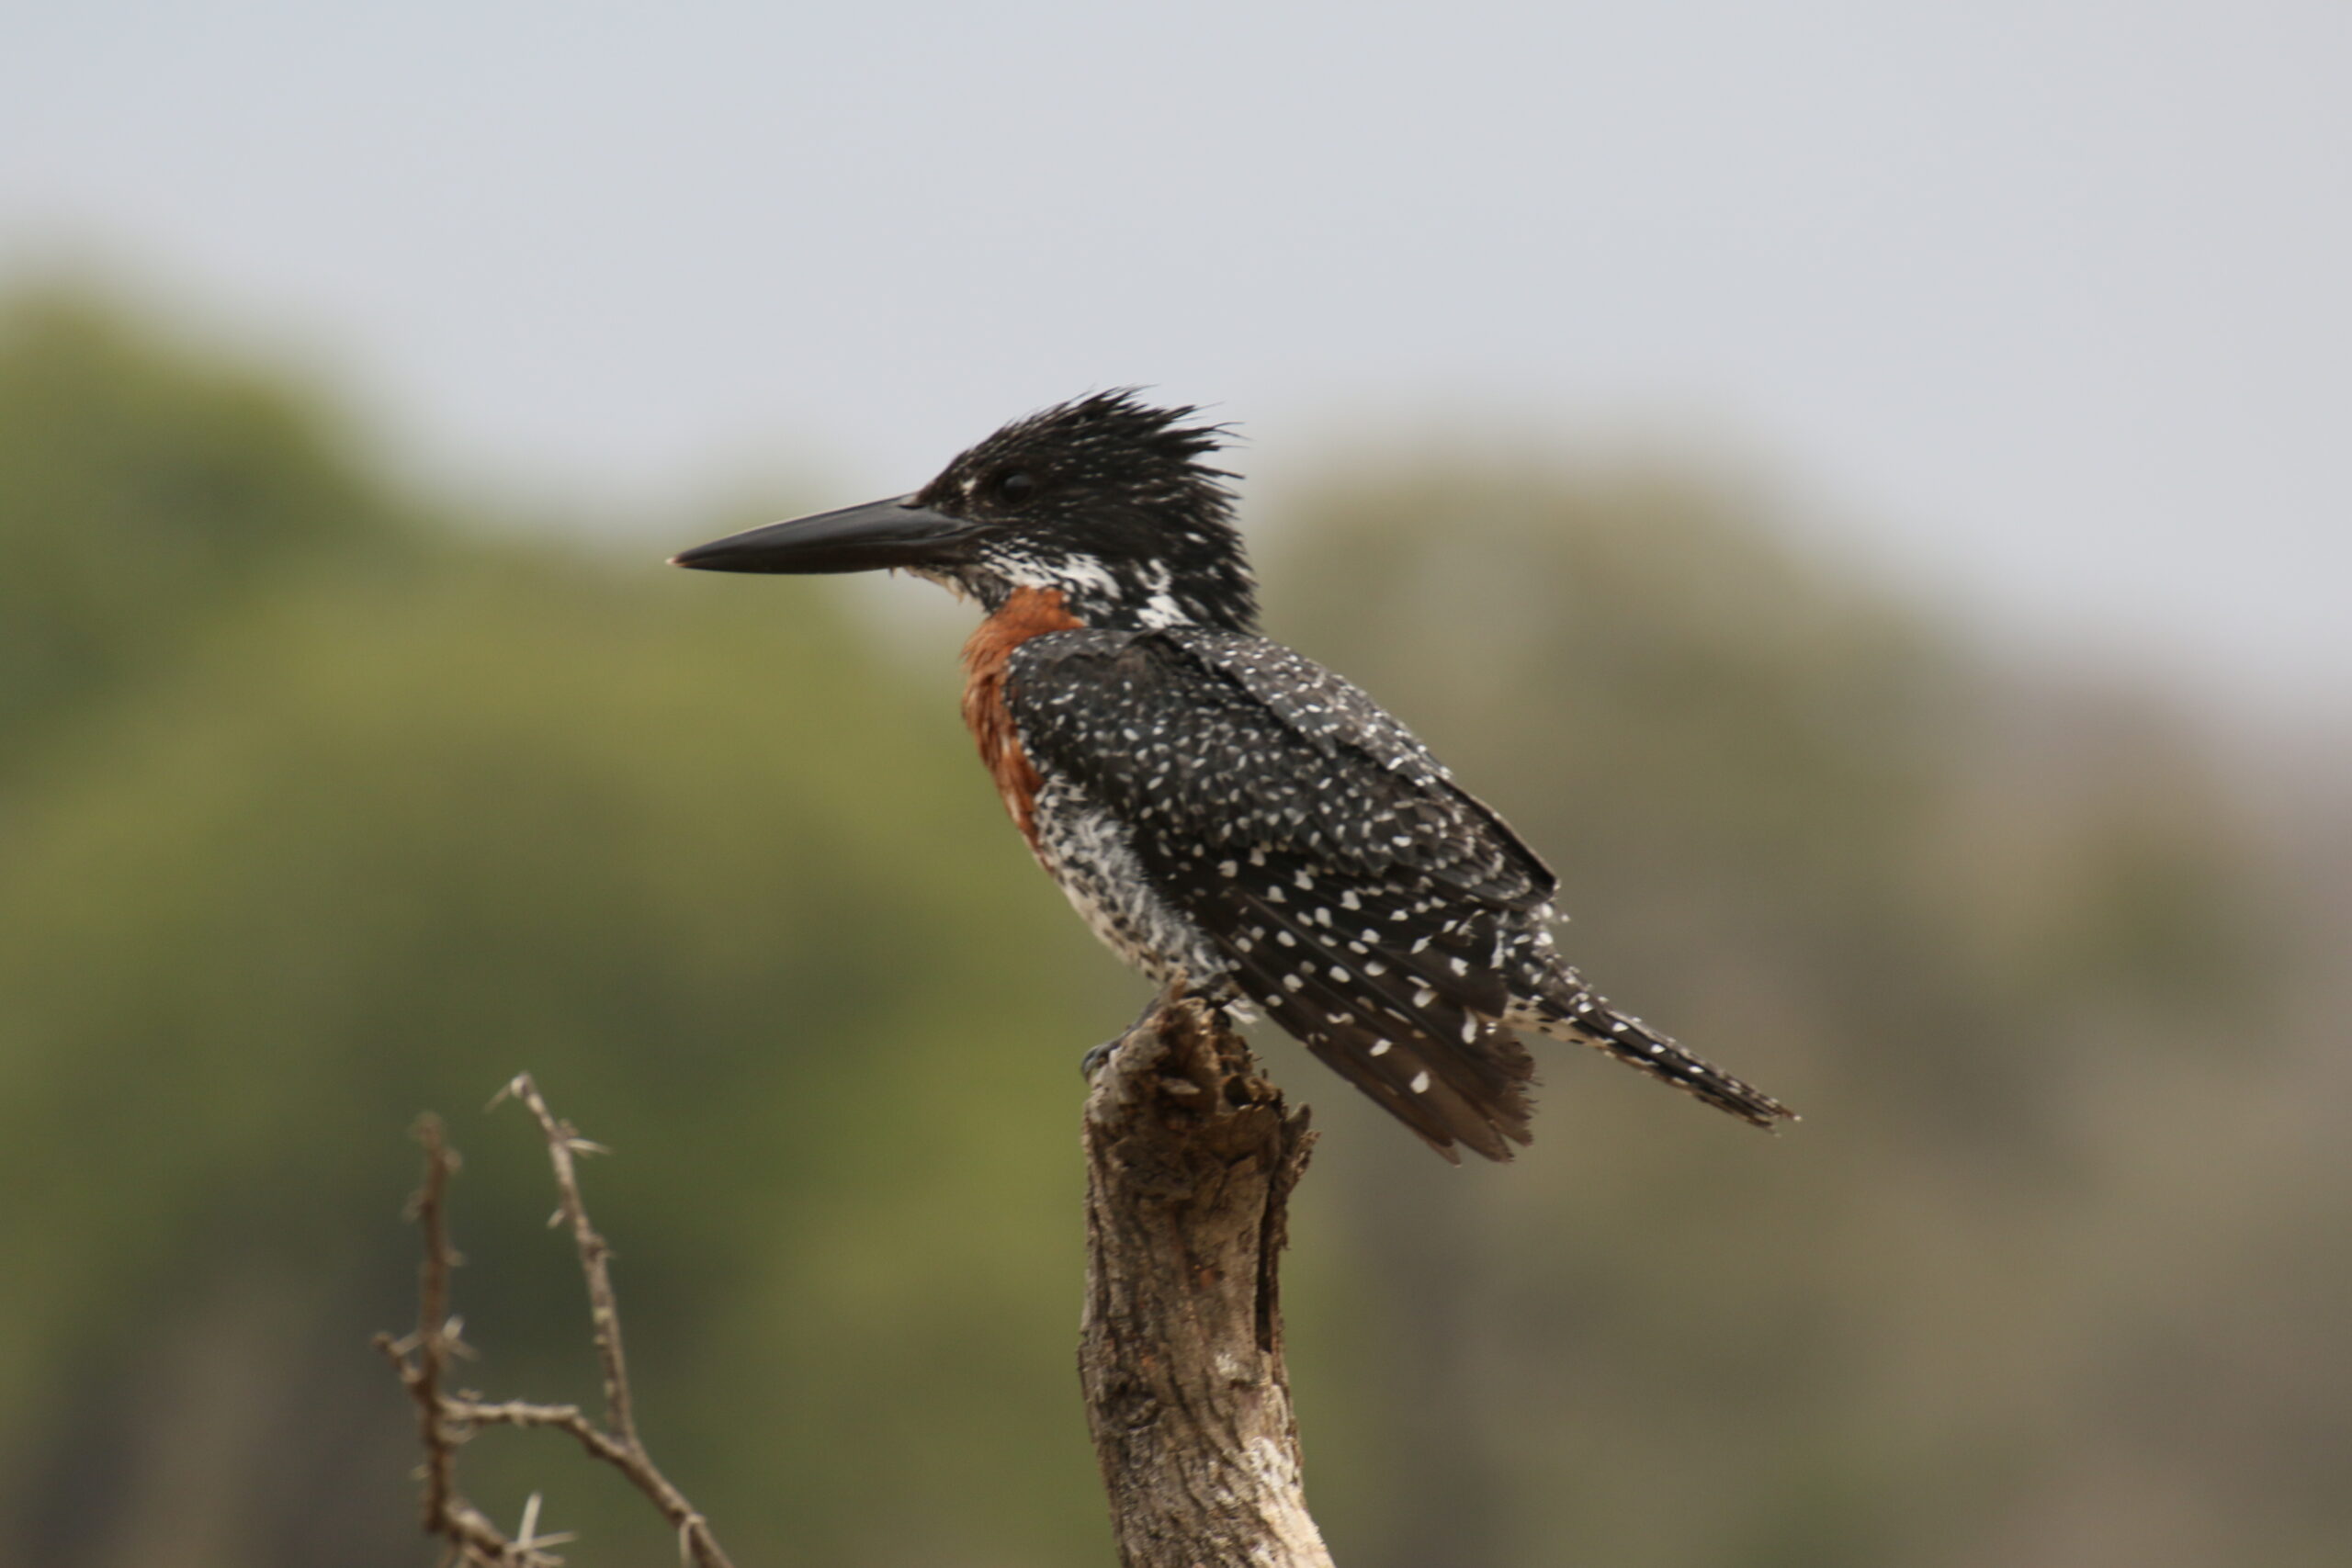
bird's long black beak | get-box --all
[668,494,979,575]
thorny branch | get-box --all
[376,1075,736,1568]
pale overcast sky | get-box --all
[6,1,2346,714]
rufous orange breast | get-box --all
[960,585,1084,851]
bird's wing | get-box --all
[1174,630,1559,908]
[1007,628,1550,1160]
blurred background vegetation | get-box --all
[1,282,2346,1568]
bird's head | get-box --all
[672,391,1258,632]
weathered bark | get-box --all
[1080,992,1334,1568]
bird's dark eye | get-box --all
[993,469,1038,505]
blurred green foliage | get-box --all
[1,288,2345,1568]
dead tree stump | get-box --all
[1079,992,1334,1568]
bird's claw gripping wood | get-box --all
[1084,988,1215,1080]
[674,390,1793,1157]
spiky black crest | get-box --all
[912,390,1258,632]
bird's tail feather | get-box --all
[1517,977,1793,1128]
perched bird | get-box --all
[673,392,1791,1161]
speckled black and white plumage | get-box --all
[1007,625,1788,1159]
[673,390,1792,1160]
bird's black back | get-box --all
[1008,626,1556,1159]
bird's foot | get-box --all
[1081,993,1187,1079]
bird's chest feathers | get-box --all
[959,585,1084,849]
